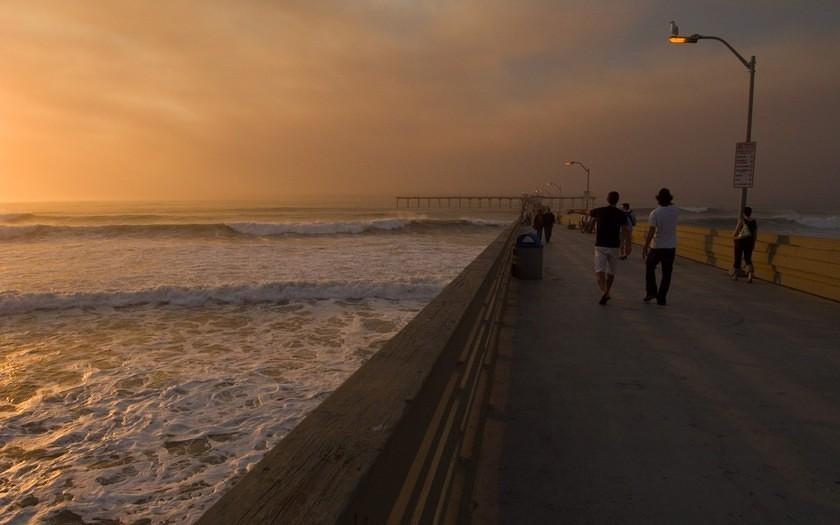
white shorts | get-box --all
[594,246,620,275]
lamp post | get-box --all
[564,160,591,209]
[668,20,756,218]
[545,182,562,208]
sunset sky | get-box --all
[1,1,838,208]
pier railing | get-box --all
[196,221,519,524]
[653,224,840,302]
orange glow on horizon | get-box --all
[1,2,839,208]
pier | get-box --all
[198,219,840,524]
[472,226,840,523]
[395,195,594,210]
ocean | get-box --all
[0,201,514,524]
[2,201,838,523]
[656,206,840,239]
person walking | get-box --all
[730,206,758,283]
[642,188,679,306]
[588,191,631,305]
[532,208,545,242]
[543,207,556,243]
[620,202,636,259]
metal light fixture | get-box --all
[564,160,591,208]
[667,20,757,217]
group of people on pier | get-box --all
[546,188,758,306]
[585,189,677,306]
[530,207,556,243]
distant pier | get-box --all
[395,195,594,210]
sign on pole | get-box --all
[733,142,756,188]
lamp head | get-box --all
[564,160,575,166]
[669,35,699,44]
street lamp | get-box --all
[564,160,591,209]
[668,20,756,218]
[544,182,564,213]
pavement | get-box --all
[472,226,840,524]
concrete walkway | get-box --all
[472,227,840,524]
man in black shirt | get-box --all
[588,191,631,305]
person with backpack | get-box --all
[730,206,758,282]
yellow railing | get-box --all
[560,213,840,302]
[633,224,840,302]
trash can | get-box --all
[512,232,543,280]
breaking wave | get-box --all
[0,213,38,223]
[768,212,840,231]
[0,217,506,240]
[684,213,840,232]
[0,279,445,315]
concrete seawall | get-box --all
[196,222,518,524]
[560,214,840,302]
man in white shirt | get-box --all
[642,188,679,306]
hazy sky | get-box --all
[1,1,838,208]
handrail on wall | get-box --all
[197,221,519,525]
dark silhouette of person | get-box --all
[532,208,545,242]
[730,206,758,282]
[642,188,679,306]
[543,208,556,243]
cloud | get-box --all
[0,1,838,207]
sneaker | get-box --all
[599,294,610,305]
[657,299,667,306]
[643,295,656,303]
[728,268,738,281]
[747,272,753,283]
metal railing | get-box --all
[382,224,515,524]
